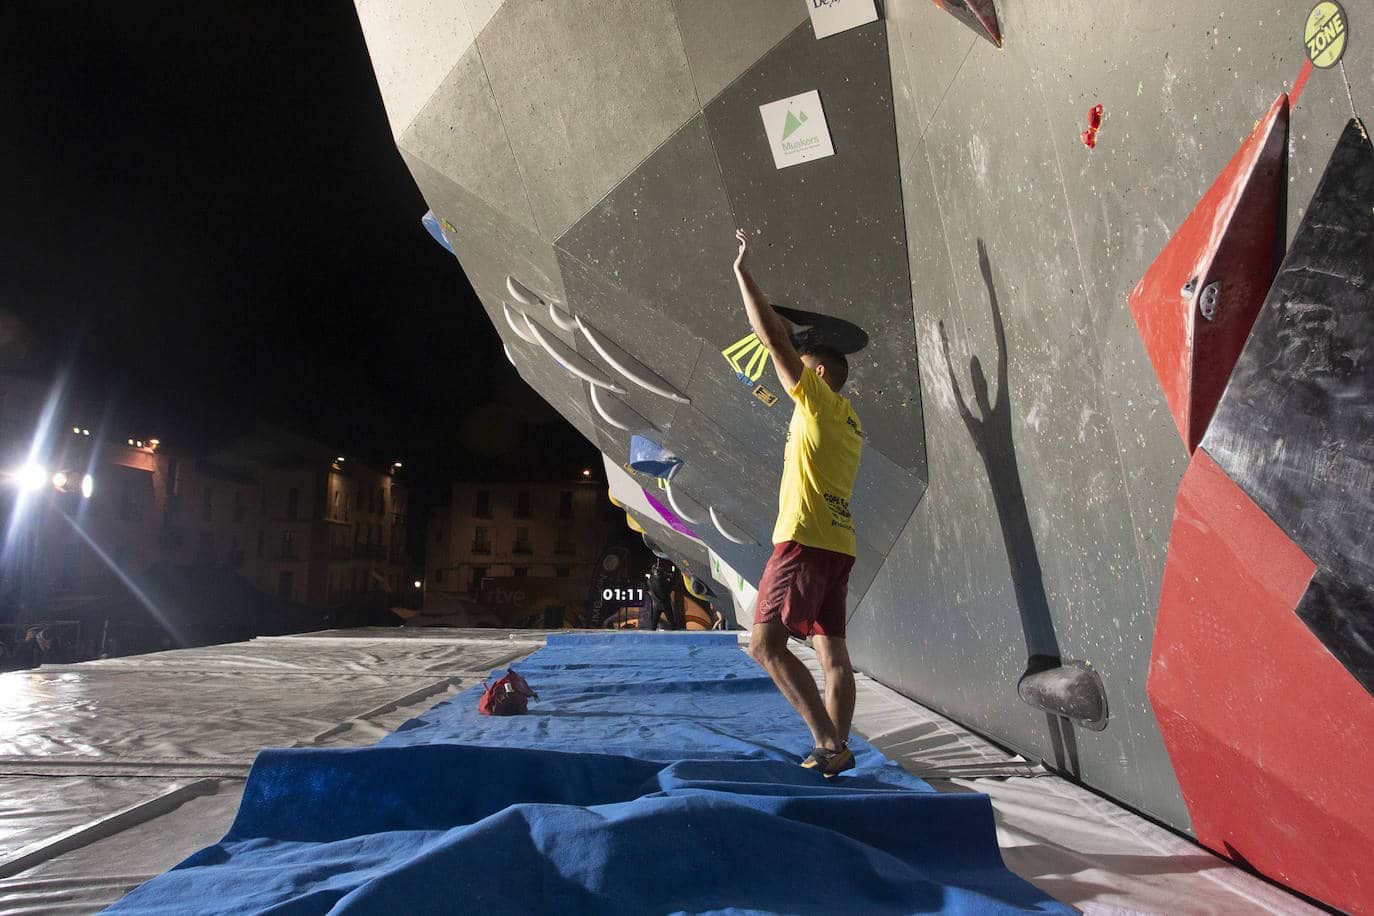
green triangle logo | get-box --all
[781,109,808,140]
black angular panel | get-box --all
[1297,568,1374,695]
[703,21,925,477]
[1203,120,1374,693]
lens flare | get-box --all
[81,474,95,499]
[15,463,47,492]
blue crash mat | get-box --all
[107,633,1070,914]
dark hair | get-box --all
[797,342,849,390]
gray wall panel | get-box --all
[556,116,742,350]
[669,0,807,106]
[703,21,925,476]
[876,24,1189,826]
[476,0,699,241]
[399,44,537,234]
[556,251,700,433]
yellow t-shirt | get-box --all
[772,367,864,556]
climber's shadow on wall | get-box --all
[937,240,1106,776]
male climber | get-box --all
[733,228,863,777]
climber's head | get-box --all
[798,343,849,392]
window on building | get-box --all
[280,529,296,560]
[165,458,179,496]
[120,475,146,522]
[197,529,214,564]
[558,490,574,519]
[277,571,294,601]
[472,526,491,554]
[61,539,81,589]
[513,567,528,577]
[515,489,532,518]
[233,490,246,524]
[376,488,384,513]
[286,487,300,521]
[470,566,487,592]
[436,568,446,584]
[555,566,570,578]
[555,526,573,554]
[473,489,492,518]
[514,525,532,554]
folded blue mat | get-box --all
[108,633,1069,914]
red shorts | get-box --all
[753,540,855,639]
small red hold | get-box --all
[1081,103,1104,149]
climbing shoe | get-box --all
[800,745,855,777]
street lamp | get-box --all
[413,579,423,589]
[13,463,47,492]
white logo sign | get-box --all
[759,90,835,170]
[806,0,878,39]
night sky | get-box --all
[1,2,597,487]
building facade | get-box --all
[424,478,613,603]
[1,374,410,647]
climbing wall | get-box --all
[355,1,1372,908]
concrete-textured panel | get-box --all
[884,0,977,146]
[461,0,504,36]
[660,406,778,545]
[557,251,701,433]
[402,151,566,313]
[849,442,924,558]
[683,354,791,461]
[505,336,601,447]
[669,0,807,106]
[704,21,925,476]
[870,24,1188,827]
[399,44,536,233]
[355,0,475,138]
[557,116,742,349]
[477,0,700,241]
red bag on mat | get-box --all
[478,668,538,716]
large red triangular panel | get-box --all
[1127,93,1289,452]
[928,0,1002,47]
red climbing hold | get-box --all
[1081,104,1104,149]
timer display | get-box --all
[603,587,645,603]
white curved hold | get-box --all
[503,302,539,344]
[709,506,757,545]
[575,316,690,404]
[522,314,628,394]
[506,275,544,308]
[503,344,516,367]
[548,302,579,332]
[663,479,703,524]
[590,385,656,432]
